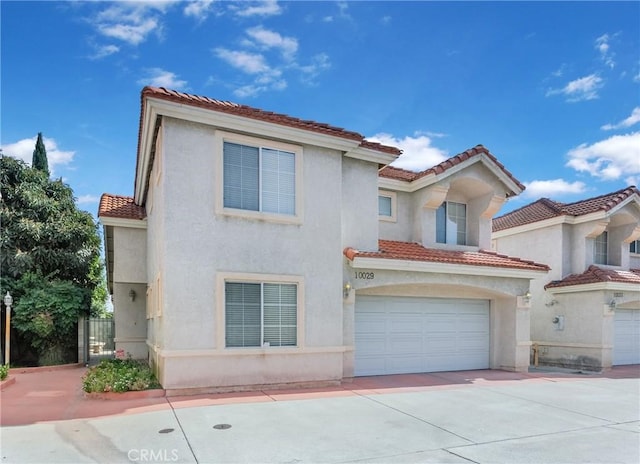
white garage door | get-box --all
[355,296,490,376]
[613,310,640,365]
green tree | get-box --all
[31,132,49,175]
[1,155,103,365]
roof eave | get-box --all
[347,256,548,279]
[546,281,640,294]
[378,154,524,195]
[99,216,148,229]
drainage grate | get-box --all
[158,428,175,434]
[213,424,232,430]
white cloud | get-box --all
[90,2,177,46]
[76,194,100,205]
[137,68,188,89]
[233,0,281,17]
[546,74,603,102]
[297,53,331,82]
[183,0,216,22]
[89,44,120,60]
[245,26,298,60]
[601,107,640,131]
[522,179,587,198]
[595,33,616,69]
[98,18,159,45]
[1,136,75,176]
[551,63,567,78]
[214,48,271,74]
[368,132,448,171]
[566,132,640,182]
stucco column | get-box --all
[342,289,356,379]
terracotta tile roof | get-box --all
[545,265,640,289]
[344,240,549,272]
[379,144,525,191]
[494,186,640,232]
[141,87,401,156]
[98,193,146,220]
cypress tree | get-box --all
[32,132,49,175]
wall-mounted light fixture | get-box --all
[523,291,532,304]
[609,299,617,310]
[129,289,136,302]
[343,282,352,299]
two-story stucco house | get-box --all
[493,187,640,371]
[99,87,548,393]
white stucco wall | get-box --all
[113,228,147,283]
[148,116,364,389]
[112,227,148,360]
[378,190,413,242]
[342,157,379,251]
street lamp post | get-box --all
[4,292,13,366]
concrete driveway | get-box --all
[1,366,639,463]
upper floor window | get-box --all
[223,141,295,215]
[630,240,640,254]
[225,281,297,348]
[436,201,467,245]
[594,231,608,265]
[378,190,397,222]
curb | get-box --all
[0,376,16,391]
[84,389,166,400]
[10,363,85,374]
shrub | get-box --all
[82,358,161,393]
[0,364,8,381]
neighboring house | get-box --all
[493,187,640,371]
[99,87,549,393]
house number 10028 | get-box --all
[354,272,374,280]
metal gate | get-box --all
[86,318,115,364]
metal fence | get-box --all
[86,318,115,364]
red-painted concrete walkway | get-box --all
[2,364,639,427]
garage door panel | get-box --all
[389,336,423,353]
[355,296,490,376]
[613,310,640,366]
[355,335,388,355]
[388,356,425,374]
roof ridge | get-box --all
[379,144,524,191]
[561,185,639,211]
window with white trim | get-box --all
[378,190,397,222]
[379,195,392,217]
[223,141,295,215]
[436,201,467,245]
[225,282,297,348]
[630,239,640,254]
[594,231,608,265]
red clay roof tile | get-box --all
[141,87,401,155]
[545,265,640,289]
[379,144,525,191]
[344,240,549,272]
[98,193,146,220]
[494,186,640,232]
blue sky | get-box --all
[2,0,639,218]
